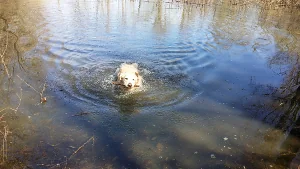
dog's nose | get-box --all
[128,83,132,87]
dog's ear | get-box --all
[132,63,138,68]
[118,73,123,81]
[135,72,139,77]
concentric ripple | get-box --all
[48,58,204,114]
[41,0,217,114]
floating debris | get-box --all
[72,112,91,117]
[211,154,216,158]
[223,137,228,141]
[41,97,47,103]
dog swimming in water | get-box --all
[112,63,142,89]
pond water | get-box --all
[1,0,300,168]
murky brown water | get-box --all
[1,0,300,168]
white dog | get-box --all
[112,63,142,89]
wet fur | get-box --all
[112,63,142,89]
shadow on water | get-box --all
[1,0,300,168]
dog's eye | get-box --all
[125,78,128,80]
[133,79,135,81]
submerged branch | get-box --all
[0,126,11,163]
[48,136,95,169]
[0,32,10,78]
[69,136,95,159]
[17,75,47,103]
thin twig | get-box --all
[48,136,95,169]
[40,83,46,99]
[0,108,10,119]
[71,111,91,117]
[0,87,23,119]
[1,130,3,163]
[17,75,46,103]
[69,136,94,159]
[0,125,10,162]
[17,75,39,94]
[11,87,22,113]
[4,126,8,161]
[64,156,68,169]
[0,32,10,77]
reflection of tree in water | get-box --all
[258,6,300,131]
[260,53,299,130]
[264,53,300,167]
[257,53,300,168]
[248,7,300,167]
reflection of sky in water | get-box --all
[1,0,300,168]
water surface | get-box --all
[1,0,300,168]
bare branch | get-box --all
[17,75,47,103]
[0,32,10,78]
[69,136,94,159]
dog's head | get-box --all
[119,72,139,88]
